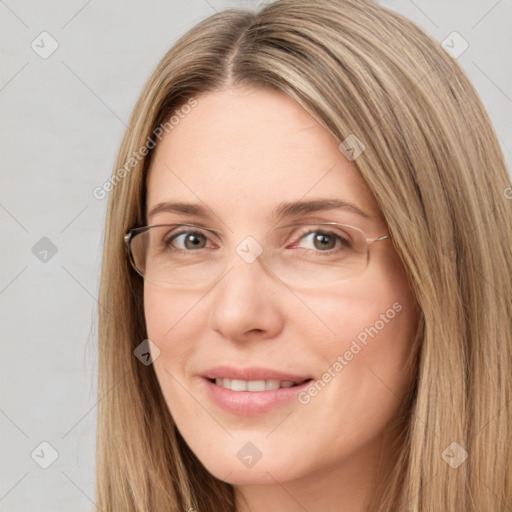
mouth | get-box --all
[201,376,314,415]
[206,377,313,391]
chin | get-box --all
[193,448,299,485]
[209,464,285,485]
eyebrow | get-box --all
[148,198,371,222]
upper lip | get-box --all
[202,366,312,383]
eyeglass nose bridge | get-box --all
[219,234,278,285]
[230,232,332,290]
[189,229,303,286]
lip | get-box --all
[202,365,312,383]
[200,366,313,416]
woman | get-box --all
[96,0,512,510]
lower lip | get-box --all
[202,377,312,415]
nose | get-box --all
[207,241,285,342]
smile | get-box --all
[210,377,310,391]
[202,377,314,415]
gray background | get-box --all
[1,1,510,510]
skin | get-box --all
[143,86,419,512]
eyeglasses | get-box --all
[124,222,391,291]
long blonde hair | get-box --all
[96,0,512,510]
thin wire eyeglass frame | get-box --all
[123,222,392,287]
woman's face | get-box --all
[143,86,419,492]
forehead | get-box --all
[145,86,382,225]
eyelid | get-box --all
[164,223,223,238]
[167,224,223,246]
[282,223,351,244]
[172,224,352,258]
[273,221,353,235]
[161,222,353,244]
[168,221,349,232]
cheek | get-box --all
[144,288,162,337]
[298,261,418,401]
[143,286,205,423]
[143,286,199,344]
[292,276,418,456]
[143,286,200,380]
[301,274,416,360]
[144,287,170,341]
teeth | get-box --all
[214,378,300,391]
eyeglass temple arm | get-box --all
[368,234,391,243]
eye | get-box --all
[292,228,351,252]
[164,229,211,251]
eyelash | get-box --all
[164,227,351,255]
